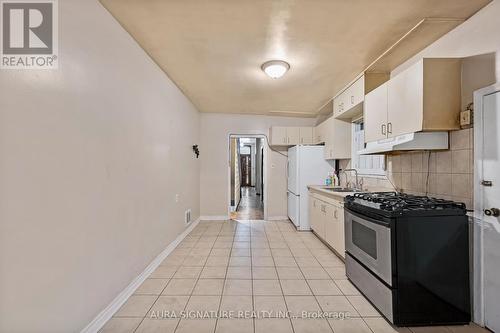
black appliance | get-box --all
[344,192,470,326]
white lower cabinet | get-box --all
[309,195,326,239]
[326,201,345,258]
[309,192,345,259]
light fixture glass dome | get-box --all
[261,60,290,79]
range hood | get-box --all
[358,132,449,155]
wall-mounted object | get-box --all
[192,145,200,158]
[460,103,473,128]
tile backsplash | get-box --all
[339,128,474,209]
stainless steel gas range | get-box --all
[344,192,470,326]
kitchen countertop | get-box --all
[307,185,359,201]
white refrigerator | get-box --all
[287,146,333,230]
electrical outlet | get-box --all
[185,209,192,225]
[175,194,179,203]
[460,110,473,128]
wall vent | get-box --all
[185,209,192,225]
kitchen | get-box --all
[278,55,485,329]
[1,1,500,333]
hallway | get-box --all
[231,187,264,220]
[101,219,486,333]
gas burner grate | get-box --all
[348,192,466,215]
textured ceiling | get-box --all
[100,0,490,116]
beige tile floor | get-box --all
[100,220,489,333]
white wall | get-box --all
[0,0,200,332]
[392,1,500,80]
[200,113,315,218]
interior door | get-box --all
[483,90,500,332]
[240,154,251,186]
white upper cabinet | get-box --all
[314,121,327,144]
[323,116,352,160]
[287,127,300,145]
[334,73,389,120]
[363,58,461,143]
[387,60,424,137]
[299,127,314,144]
[364,82,389,143]
[270,126,288,145]
[346,74,365,108]
[270,126,314,146]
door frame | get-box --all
[228,134,268,220]
[473,82,500,326]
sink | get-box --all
[324,188,360,193]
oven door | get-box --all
[345,208,393,286]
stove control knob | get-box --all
[485,208,500,217]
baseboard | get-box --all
[80,218,200,333]
[267,216,290,221]
[199,215,229,221]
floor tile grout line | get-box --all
[290,220,378,331]
[211,222,229,333]
[249,221,256,333]
[268,221,296,333]
[171,222,221,333]
[281,221,338,333]
[130,225,206,333]
[111,220,481,333]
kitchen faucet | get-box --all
[340,168,361,190]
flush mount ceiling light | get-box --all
[261,60,290,79]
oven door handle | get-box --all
[344,207,392,227]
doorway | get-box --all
[229,136,266,220]
[474,83,500,332]
[240,153,251,186]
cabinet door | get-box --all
[364,82,388,143]
[334,205,345,258]
[333,94,343,116]
[325,204,336,248]
[315,122,326,144]
[387,60,424,137]
[315,201,328,239]
[299,127,313,144]
[347,76,365,108]
[287,127,300,145]
[322,116,351,160]
[320,202,332,240]
[331,118,351,159]
[309,196,317,231]
[335,93,348,117]
[270,126,288,145]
